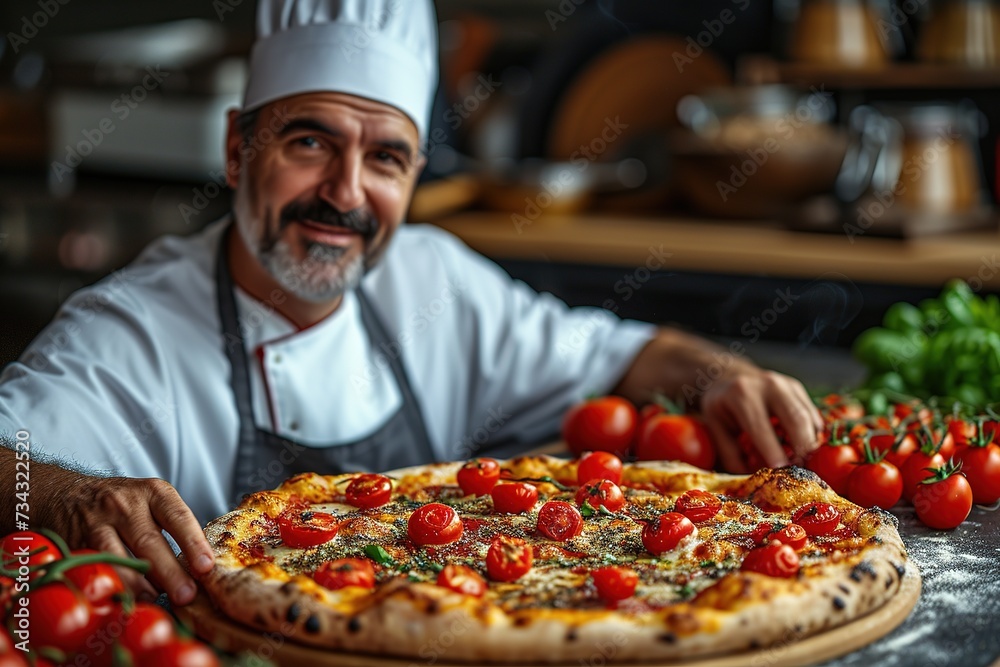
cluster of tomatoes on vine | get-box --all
[0,530,219,667]
[801,395,1000,529]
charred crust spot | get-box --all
[850,561,877,582]
[833,597,846,611]
[749,640,761,650]
[566,629,578,642]
[280,581,297,594]
[427,600,441,615]
[886,576,894,589]
[659,633,677,644]
[893,561,906,578]
[514,616,532,627]
[253,612,266,626]
[286,603,301,623]
[837,584,850,595]
[304,615,321,634]
[348,617,362,634]
[783,466,821,483]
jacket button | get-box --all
[289,421,299,431]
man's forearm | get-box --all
[613,327,755,408]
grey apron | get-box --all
[215,224,436,507]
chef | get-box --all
[0,0,821,607]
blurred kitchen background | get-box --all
[2,0,1000,388]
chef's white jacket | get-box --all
[0,219,655,523]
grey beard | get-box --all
[260,239,365,303]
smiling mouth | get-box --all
[296,219,359,235]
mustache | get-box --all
[279,200,378,238]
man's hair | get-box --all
[236,108,261,144]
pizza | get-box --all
[193,454,911,663]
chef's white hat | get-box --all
[243,0,438,139]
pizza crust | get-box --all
[195,458,910,663]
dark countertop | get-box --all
[822,503,1000,667]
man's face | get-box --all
[225,92,424,303]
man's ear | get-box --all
[224,107,244,189]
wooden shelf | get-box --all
[429,211,1000,289]
[739,56,1000,89]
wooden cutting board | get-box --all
[175,563,920,667]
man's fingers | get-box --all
[148,481,214,576]
[729,396,788,468]
[120,510,199,606]
[707,421,748,474]
[769,385,820,464]
[88,525,158,600]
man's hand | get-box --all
[614,328,822,472]
[52,476,216,605]
[0,446,215,606]
[700,368,823,472]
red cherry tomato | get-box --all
[313,558,376,591]
[791,502,841,536]
[486,536,533,582]
[913,466,973,530]
[62,549,126,612]
[947,418,977,449]
[143,639,221,667]
[673,490,721,522]
[818,394,865,422]
[641,513,695,555]
[885,433,919,470]
[536,501,584,542]
[456,458,501,496]
[576,451,623,485]
[345,474,393,509]
[959,443,1000,504]
[491,482,539,514]
[277,509,341,548]
[591,566,638,602]
[118,602,176,658]
[436,564,487,597]
[562,397,638,457]
[741,541,800,578]
[635,415,716,470]
[28,582,99,654]
[575,480,625,513]
[893,402,933,432]
[772,524,807,550]
[805,444,860,496]
[846,461,903,510]
[1,531,61,581]
[408,503,464,545]
[901,451,946,501]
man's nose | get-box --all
[319,152,365,212]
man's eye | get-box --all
[296,136,320,148]
[375,151,405,168]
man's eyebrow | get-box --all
[276,118,342,138]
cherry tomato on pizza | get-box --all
[313,558,377,591]
[576,451,623,485]
[408,503,464,546]
[641,513,695,555]
[740,541,800,578]
[491,482,539,514]
[536,501,584,542]
[805,442,860,496]
[635,414,716,470]
[575,480,625,514]
[277,509,341,548]
[791,502,841,536]
[1,531,61,580]
[673,490,721,522]
[591,566,638,602]
[562,397,638,457]
[436,564,487,597]
[913,462,973,530]
[486,536,533,582]
[958,441,1000,504]
[771,524,807,550]
[456,458,501,496]
[846,459,902,510]
[345,474,393,509]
